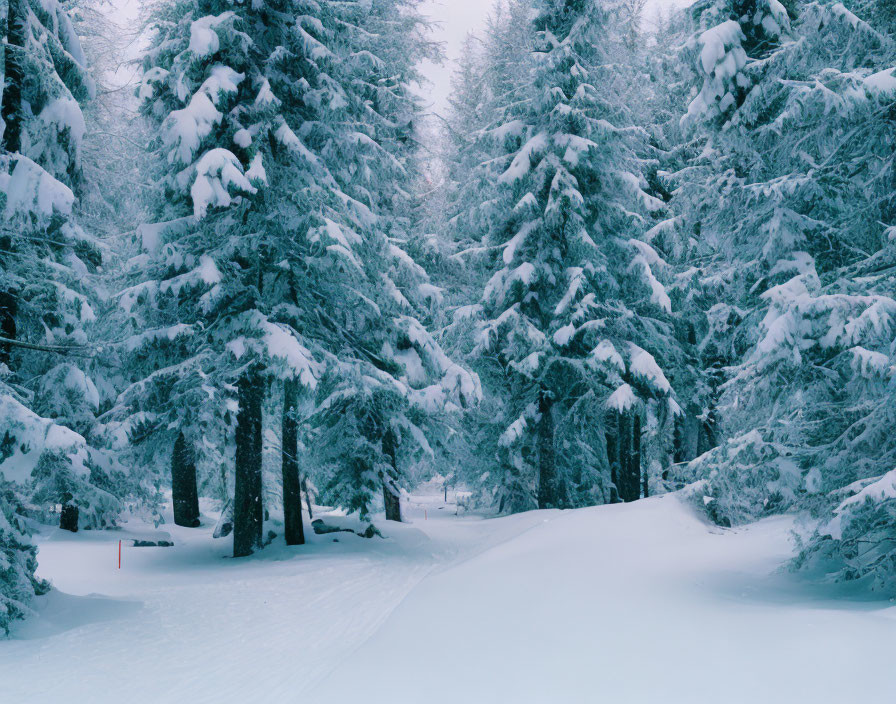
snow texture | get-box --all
[4,493,893,702]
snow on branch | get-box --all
[163,66,245,166]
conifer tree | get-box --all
[121,1,320,553]
[670,0,896,590]
[0,0,122,633]
[452,0,684,511]
[123,0,476,543]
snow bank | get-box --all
[4,494,895,702]
[310,496,896,704]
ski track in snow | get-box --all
[2,491,895,703]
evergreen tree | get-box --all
[0,0,124,633]
[117,1,321,552]
[670,0,896,594]
[272,0,480,522]
[436,0,537,512]
[452,0,684,511]
[122,0,476,544]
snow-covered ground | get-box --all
[2,489,894,703]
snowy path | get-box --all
[312,497,896,703]
[2,494,895,703]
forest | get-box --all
[0,0,894,698]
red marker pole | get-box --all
[118,540,121,569]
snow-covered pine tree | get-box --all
[434,1,538,512]
[670,0,896,592]
[0,0,126,633]
[116,1,320,553]
[843,0,896,37]
[294,0,481,523]
[639,4,729,469]
[442,33,488,195]
[123,0,475,543]
[456,0,683,511]
[444,0,536,254]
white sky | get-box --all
[418,0,694,117]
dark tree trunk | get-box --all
[633,413,645,498]
[673,412,688,465]
[2,0,25,154]
[382,429,402,522]
[699,363,723,457]
[233,368,264,557]
[281,378,305,546]
[626,412,641,501]
[383,483,401,522]
[536,393,558,509]
[0,289,16,367]
[618,410,632,502]
[608,409,642,503]
[698,409,717,457]
[60,503,79,532]
[604,411,620,503]
[171,432,200,527]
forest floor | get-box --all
[2,483,895,703]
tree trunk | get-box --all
[633,413,644,498]
[698,409,717,457]
[0,289,16,367]
[0,0,4,125]
[60,503,79,532]
[605,411,620,504]
[618,410,632,501]
[171,432,200,527]
[383,483,401,522]
[2,0,25,154]
[233,368,263,557]
[673,411,688,465]
[624,412,641,501]
[382,429,402,522]
[281,378,305,546]
[536,393,558,509]
[608,410,643,503]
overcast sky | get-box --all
[417,0,694,117]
